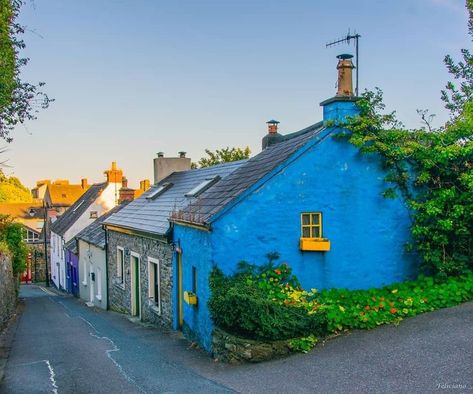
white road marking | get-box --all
[12,359,58,394]
[39,287,57,296]
[78,316,146,394]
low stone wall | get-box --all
[212,328,294,364]
[0,254,17,331]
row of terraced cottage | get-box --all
[50,56,418,353]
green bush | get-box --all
[0,216,27,275]
[209,265,328,341]
[319,273,473,332]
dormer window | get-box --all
[146,183,173,200]
[90,211,98,219]
[185,176,221,198]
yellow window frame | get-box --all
[301,212,323,239]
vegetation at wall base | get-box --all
[0,214,27,275]
[209,262,473,354]
[319,272,473,332]
[209,259,328,343]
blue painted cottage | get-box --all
[170,55,418,351]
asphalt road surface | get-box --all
[1,285,472,394]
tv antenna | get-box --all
[326,31,361,96]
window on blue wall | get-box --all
[301,212,323,238]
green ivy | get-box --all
[0,215,27,275]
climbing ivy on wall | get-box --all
[336,90,473,277]
[333,1,473,278]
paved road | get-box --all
[1,285,472,394]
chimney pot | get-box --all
[178,151,186,158]
[157,152,164,158]
[266,119,280,134]
[336,54,355,97]
[122,176,128,188]
[81,178,88,189]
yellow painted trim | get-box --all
[184,291,198,305]
[171,219,211,232]
[300,212,323,239]
[300,238,331,252]
[178,252,183,328]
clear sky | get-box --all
[7,0,470,188]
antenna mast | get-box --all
[326,31,361,96]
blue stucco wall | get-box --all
[211,130,418,291]
[172,225,214,352]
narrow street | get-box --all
[1,285,473,394]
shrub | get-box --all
[0,216,27,275]
[209,264,328,341]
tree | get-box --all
[193,146,251,168]
[441,1,473,120]
[0,0,52,142]
[0,169,31,202]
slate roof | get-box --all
[103,160,245,235]
[178,121,325,225]
[50,183,107,237]
[75,203,128,248]
[64,238,78,254]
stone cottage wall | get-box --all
[107,230,173,328]
[27,243,47,282]
[0,254,17,330]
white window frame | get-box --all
[148,257,161,315]
[117,246,125,287]
[96,267,102,301]
[82,259,88,286]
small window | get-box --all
[117,247,125,284]
[185,176,221,197]
[146,183,173,200]
[148,258,161,314]
[90,211,98,219]
[301,212,323,239]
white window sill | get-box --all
[82,281,87,286]
[95,295,102,301]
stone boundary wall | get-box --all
[212,328,294,364]
[0,254,17,330]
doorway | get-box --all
[178,251,183,328]
[131,254,141,318]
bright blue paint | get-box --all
[173,99,419,352]
[321,98,360,123]
[172,225,214,351]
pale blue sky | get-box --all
[8,0,470,188]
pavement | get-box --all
[1,284,472,394]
